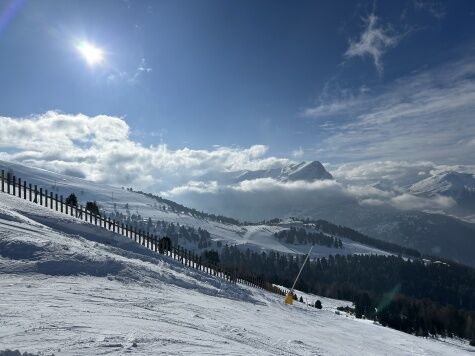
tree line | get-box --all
[217,245,475,343]
[274,227,343,248]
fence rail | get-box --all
[0,170,284,295]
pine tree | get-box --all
[315,300,322,309]
[85,201,100,215]
[299,296,304,303]
[65,193,78,207]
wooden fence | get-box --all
[0,170,284,295]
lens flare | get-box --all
[76,41,104,66]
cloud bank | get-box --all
[0,111,289,190]
[0,111,468,222]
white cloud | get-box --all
[345,13,400,74]
[390,193,456,211]
[0,111,290,190]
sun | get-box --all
[76,41,104,66]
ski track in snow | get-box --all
[0,193,473,355]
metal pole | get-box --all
[290,246,313,293]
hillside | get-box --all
[0,160,393,260]
[0,193,471,355]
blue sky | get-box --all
[2,0,474,162]
[1,0,475,213]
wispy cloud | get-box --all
[107,58,152,85]
[345,13,400,74]
[130,58,152,84]
[303,52,475,164]
[414,0,446,20]
[291,147,304,159]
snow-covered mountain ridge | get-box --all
[410,171,475,197]
[236,160,333,182]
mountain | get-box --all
[0,192,469,355]
[410,171,475,204]
[409,171,475,221]
[236,161,333,182]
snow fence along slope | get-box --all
[0,193,473,355]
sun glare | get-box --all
[76,41,104,66]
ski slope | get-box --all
[0,160,389,259]
[0,192,472,355]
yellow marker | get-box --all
[284,292,293,305]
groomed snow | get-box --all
[0,193,472,355]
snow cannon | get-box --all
[284,245,313,306]
[284,292,293,305]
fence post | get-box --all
[60,195,63,213]
[7,173,10,194]
[1,170,4,192]
[55,194,58,211]
[12,175,16,196]
[50,192,53,208]
[39,187,43,205]
[23,180,26,199]
[29,184,32,201]
[44,189,48,207]
[18,178,21,197]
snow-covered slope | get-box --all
[236,161,333,182]
[0,160,384,259]
[0,193,471,355]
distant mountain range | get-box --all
[235,161,333,182]
[230,163,475,266]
